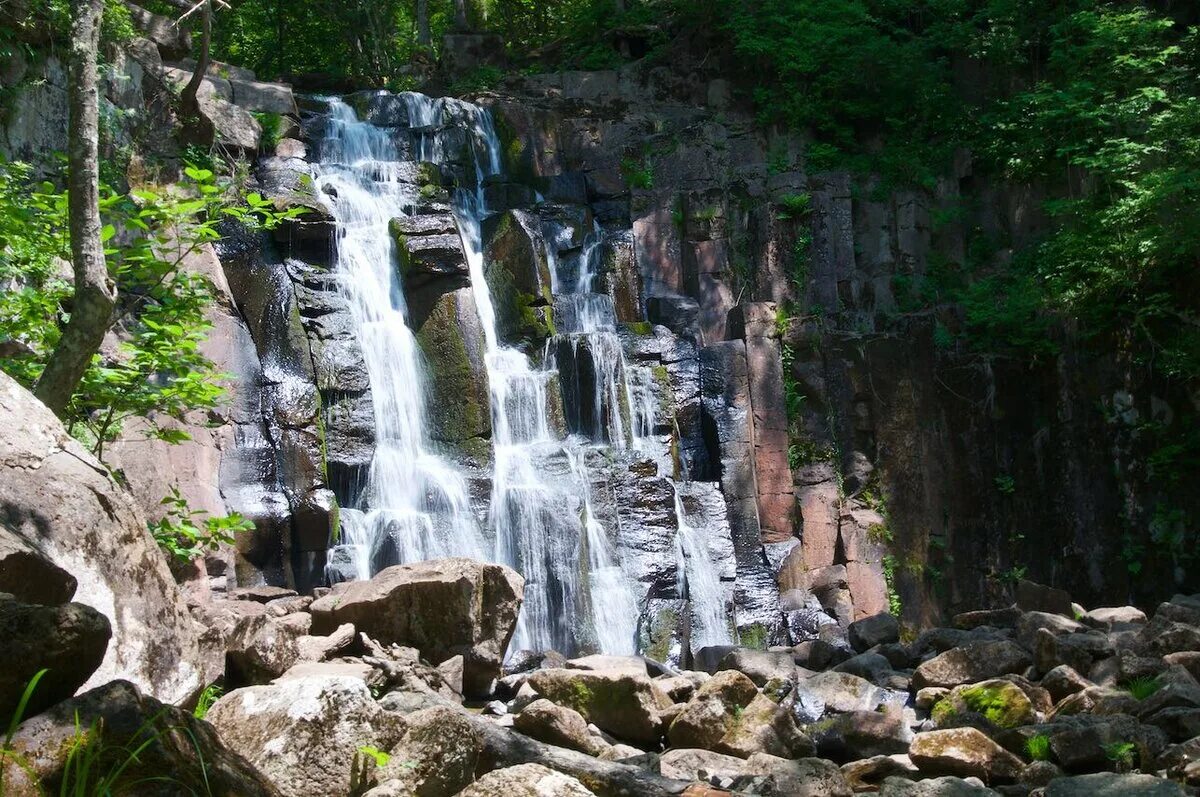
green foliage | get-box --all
[448,66,504,96]
[1104,741,1138,772]
[252,112,285,152]
[1121,676,1163,701]
[996,565,1028,586]
[619,156,654,190]
[956,684,1026,729]
[1025,733,1052,762]
[994,475,1016,495]
[149,486,253,564]
[774,192,811,221]
[0,161,302,461]
[356,746,391,768]
[882,554,901,616]
[192,685,224,720]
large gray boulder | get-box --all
[206,675,406,797]
[454,764,595,796]
[0,372,208,704]
[909,728,1024,782]
[667,669,758,750]
[912,641,1032,690]
[310,558,523,697]
[515,699,608,756]
[379,705,481,796]
[1044,772,1188,796]
[0,597,111,721]
[0,680,277,796]
[527,668,672,746]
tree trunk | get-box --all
[453,0,469,31]
[34,0,115,418]
[180,0,212,119]
[416,0,431,48]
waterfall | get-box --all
[317,98,484,581]
[673,485,735,650]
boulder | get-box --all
[813,709,913,760]
[454,763,596,796]
[515,699,608,756]
[953,606,1022,630]
[1042,665,1093,702]
[1015,579,1074,616]
[0,525,76,604]
[714,692,815,759]
[849,613,900,651]
[878,775,1000,795]
[0,372,207,704]
[126,3,191,59]
[717,649,795,687]
[742,753,852,797]
[833,652,896,685]
[0,597,111,721]
[841,754,920,792]
[797,671,889,714]
[527,668,672,746]
[380,705,481,797]
[1043,772,1188,796]
[658,748,744,782]
[206,675,406,797]
[197,86,262,150]
[310,558,523,697]
[912,641,1032,690]
[230,78,298,116]
[0,680,277,796]
[908,728,1024,782]
[1081,606,1147,629]
[667,669,759,749]
[931,680,1035,731]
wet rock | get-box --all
[912,641,1032,690]
[527,668,672,746]
[1043,772,1187,796]
[0,372,207,704]
[206,675,406,797]
[797,671,890,715]
[380,705,481,796]
[717,649,795,687]
[310,558,523,698]
[908,728,1024,782]
[454,763,595,796]
[515,699,608,756]
[0,598,111,722]
[668,669,759,750]
[0,680,276,796]
[849,613,900,651]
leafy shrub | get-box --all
[149,486,253,564]
[1025,733,1051,762]
[1122,676,1163,701]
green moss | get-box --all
[930,699,958,726]
[564,680,594,712]
[645,606,679,663]
[737,623,769,650]
[515,291,554,340]
[957,684,1027,729]
[1025,733,1052,762]
[623,321,653,336]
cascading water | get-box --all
[673,486,734,649]
[318,99,484,581]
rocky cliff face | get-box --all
[3,14,1191,654]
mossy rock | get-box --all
[933,679,1034,731]
[412,287,491,453]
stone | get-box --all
[668,669,758,750]
[564,655,649,677]
[230,78,297,116]
[0,680,276,796]
[658,748,745,782]
[1016,611,1084,651]
[797,671,889,714]
[454,763,595,796]
[909,728,1024,782]
[841,754,920,792]
[0,372,206,704]
[953,606,1022,630]
[1043,772,1187,796]
[1043,665,1093,702]
[198,88,262,150]
[1015,580,1074,616]
[381,705,481,797]
[206,675,406,797]
[878,775,1000,796]
[514,699,607,756]
[931,680,1035,731]
[714,693,815,759]
[297,622,357,662]
[0,598,111,721]
[813,710,914,761]
[833,652,896,685]
[527,668,672,746]
[716,649,795,687]
[126,3,191,59]
[849,613,900,651]
[1081,606,1147,629]
[1020,760,1064,786]
[912,641,1032,690]
[1043,714,1158,771]
[742,753,853,797]
[310,558,523,697]
[0,525,76,604]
